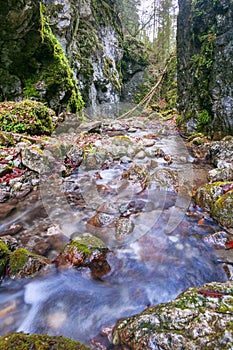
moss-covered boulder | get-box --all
[0,241,10,279]
[112,281,233,350]
[195,182,233,228]
[195,181,233,211]
[0,100,55,135]
[211,190,233,228]
[55,233,110,278]
[9,248,50,279]
[0,332,90,350]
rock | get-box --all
[9,248,50,279]
[142,138,156,147]
[177,0,233,136]
[195,182,233,211]
[149,168,178,191]
[115,217,134,242]
[2,223,23,236]
[0,190,10,203]
[65,146,83,169]
[0,332,90,350]
[0,236,18,252]
[0,164,11,178]
[112,281,233,350]
[21,146,56,174]
[211,190,233,228]
[79,121,102,133]
[208,168,233,183]
[203,231,229,249]
[55,233,110,278]
[0,202,17,219]
[0,131,15,146]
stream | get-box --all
[0,112,228,348]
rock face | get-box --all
[112,281,233,350]
[0,0,123,113]
[177,0,233,136]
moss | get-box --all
[0,241,10,278]
[0,100,54,135]
[0,332,90,350]
[112,135,133,146]
[35,2,84,112]
[9,248,29,276]
[196,109,211,131]
[211,190,233,227]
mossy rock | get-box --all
[0,241,10,279]
[211,190,233,228]
[195,181,233,211]
[0,332,90,350]
[9,248,50,279]
[112,281,233,349]
[57,233,110,278]
[0,100,55,135]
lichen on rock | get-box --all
[111,281,233,350]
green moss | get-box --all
[0,241,10,278]
[0,332,90,350]
[37,2,84,112]
[69,242,91,255]
[196,109,211,131]
[9,248,29,276]
[211,190,233,227]
[0,100,54,135]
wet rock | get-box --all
[65,146,83,169]
[9,248,51,279]
[122,164,149,189]
[195,182,233,211]
[0,202,17,219]
[149,168,178,191]
[56,233,110,278]
[1,223,23,236]
[21,146,56,174]
[0,332,90,350]
[0,236,18,252]
[0,190,10,203]
[142,138,156,147]
[115,217,134,242]
[211,190,233,228]
[111,281,233,350]
[135,150,146,159]
[203,231,229,249]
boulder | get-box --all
[112,281,233,350]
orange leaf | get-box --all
[198,218,204,225]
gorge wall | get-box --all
[0,0,124,113]
[177,0,233,137]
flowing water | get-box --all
[0,114,228,348]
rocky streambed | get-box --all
[0,111,233,349]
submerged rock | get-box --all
[0,332,90,350]
[111,281,233,350]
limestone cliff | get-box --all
[0,0,123,113]
[177,0,233,137]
